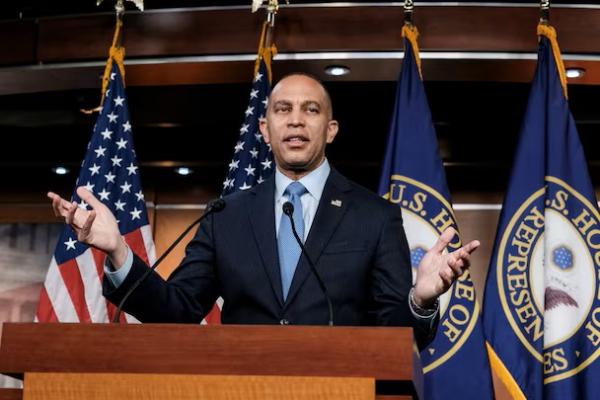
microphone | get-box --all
[283,201,334,326]
[111,198,226,323]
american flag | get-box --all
[222,58,274,195]
[36,63,156,323]
[199,58,274,324]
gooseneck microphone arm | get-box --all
[282,202,334,326]
[111,198,226,323]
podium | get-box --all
[0,323,415,399]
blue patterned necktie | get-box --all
[278,181,307,301]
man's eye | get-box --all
[307,107,319,114]
[275,106,290,113]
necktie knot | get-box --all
[285,181,307,198]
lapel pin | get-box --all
[331,199,342,207]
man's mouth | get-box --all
[284,135,308,143]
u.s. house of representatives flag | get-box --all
[483,24,600,399]
[378,24,493,399]
[36,62,155,323]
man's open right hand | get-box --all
[48,186,128,266]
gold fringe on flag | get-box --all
[81,18,126,114]
[485,342,527,400]
[254,21,278,83]
[401,24,423,81]
[537,23,569,100]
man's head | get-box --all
[259,73,339,180]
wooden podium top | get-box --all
[0,323,413,381]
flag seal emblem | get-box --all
[497,176,600,383]
[384,174,479,372]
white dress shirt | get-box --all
[274,159,331,241]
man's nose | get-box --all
[287,108,305,126]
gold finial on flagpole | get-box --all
[540,0,550,24]
[252,0,289,27]
[403,0,414,26]
[97,0,144,12]
[252,0,287,56]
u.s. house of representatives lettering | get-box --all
[383,174,479,372]
[497,176,600,383]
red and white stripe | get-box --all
[36,225,155,323]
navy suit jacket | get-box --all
[104,169,435,339]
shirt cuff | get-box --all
[408,287,440,321]
[103,246,133,288]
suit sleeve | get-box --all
[103,213,220,323]
[370,204,438,348]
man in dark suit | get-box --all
[48,73,479,337]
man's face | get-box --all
[259,75,339,178]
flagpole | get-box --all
[265,1,277,49]
[536,0,569,100]
[80,0,129,114]
[540,0,550,24]
[403,0,414,27]
[401,0,422,80]
[114,0,125,48]
[252,0,287,53]
[253,1,281,84]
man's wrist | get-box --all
[104,246,133,288]
[409,287,439,316]
[412,285,437,308]
[108,238,128,269]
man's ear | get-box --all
[259,118,270,144]
[326,120,339,144]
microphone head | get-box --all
[207,198,226,212]
[282,201,294,216]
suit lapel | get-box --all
[284,169,352,307]
[247,176,284,306]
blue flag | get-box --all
[483,24,600,399]
[378,24,493,399]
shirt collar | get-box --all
[275,158,331,201]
